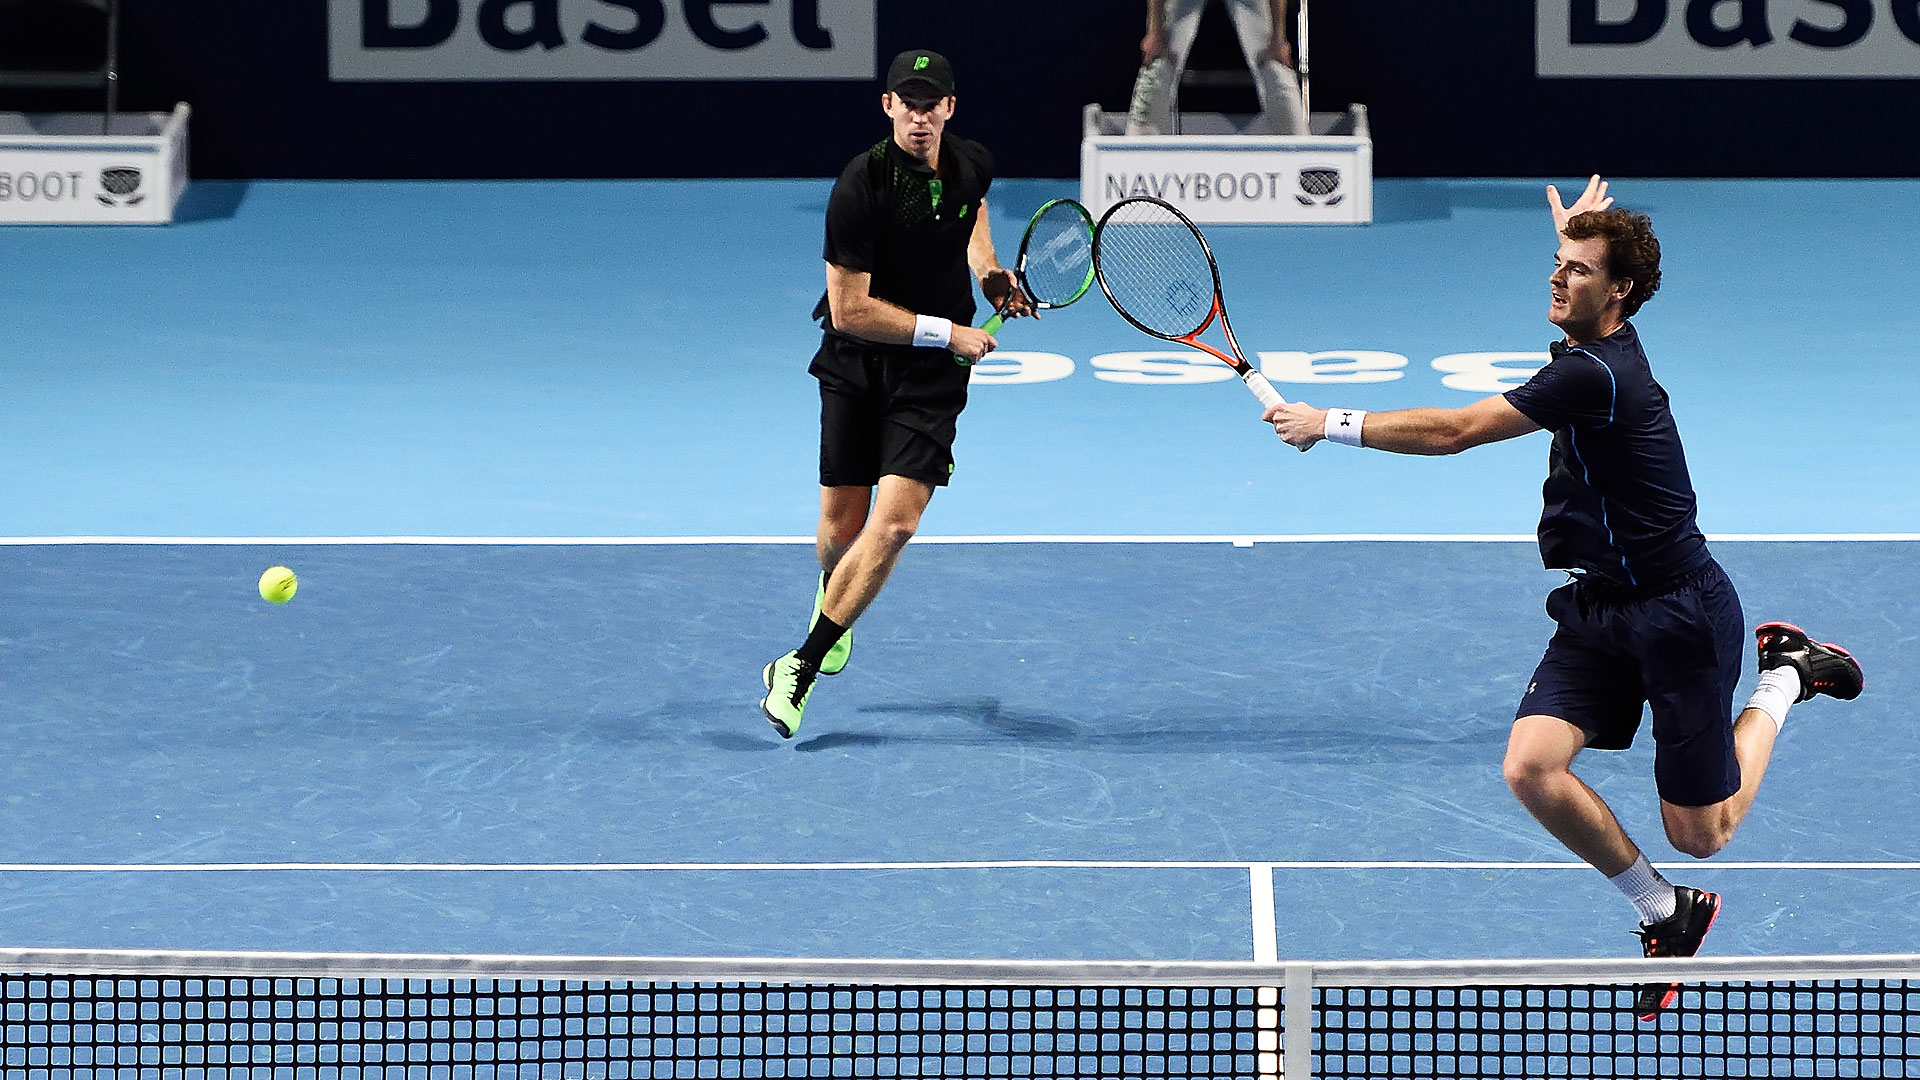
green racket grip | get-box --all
[957,302,1013,364]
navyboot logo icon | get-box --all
[1296,166,1343,207]
[98,166,145,207]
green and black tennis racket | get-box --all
[1092,196,1289,412]
[978,197,1096,337]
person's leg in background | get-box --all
[1126,0,1210,135]
[1228,0,1306,134]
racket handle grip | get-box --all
[980,312,1004,335]
[1242,369,1287,411]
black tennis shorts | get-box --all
[810,334,971,489]
[1515,560,1746,808]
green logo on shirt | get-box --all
[958,204,968,218]
[929,178,943,209]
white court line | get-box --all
[1,860,1915,872]
[3,534,1918,546]
[1248,865,1278,964]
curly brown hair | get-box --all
[1563,208,1662,318]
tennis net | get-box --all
[2,950,1917,1079]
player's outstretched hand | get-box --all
[1265,400,1325,451]
[981,268,1035,320]
[950,324,998,364]
[1547,174,1613,237]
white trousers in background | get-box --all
[1125,0,1306,135]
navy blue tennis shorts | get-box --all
[1516,560,1746,807]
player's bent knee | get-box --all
[1504,717,1586,797]
[1500,757,1532,796]
[825,518,865,548]
[868,518,919,554]
[819,493,872,545]
[1501,750,1563,798]
[1669,833,1727,860]
[1663,816,1732,860]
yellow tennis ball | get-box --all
[259,566,298,604]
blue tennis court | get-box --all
[1,178,1915,969]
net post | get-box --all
[1283,963,1312,1079]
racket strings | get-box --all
[1019,207,1094,307]
[1094,203,1216,339]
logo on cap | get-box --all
[887,49,955,94]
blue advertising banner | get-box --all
[53,1,1920,178]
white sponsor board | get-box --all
[1538,0,1920,77]
[329,0,875,81]
[0,105,190,225]
[1080,106,1372,225]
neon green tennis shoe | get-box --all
[760,651,818,739]
[811,573,853,676]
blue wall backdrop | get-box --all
[37,1,1920,180]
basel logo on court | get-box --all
[96,166,144,207]
[1296,166,1344,207]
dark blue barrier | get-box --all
[69,2,1920,178]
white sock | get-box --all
[1744,666,1802,732]
[1609,854,1675,925]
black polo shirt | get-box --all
[816,134,993,342]
[1503,322,1712,592]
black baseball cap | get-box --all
[885,49,955,97]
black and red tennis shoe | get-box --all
[1755,621,1863,702]
[1634,886,1721,1022]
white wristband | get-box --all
[1323,408,1367,447]
[913,315,954,349]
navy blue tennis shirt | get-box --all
[1503,322,1712,592]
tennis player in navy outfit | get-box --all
[1266,177,1863,1020]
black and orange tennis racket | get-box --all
[1092,196,1288,412]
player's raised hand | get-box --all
[1547,174,1613,236]
[1265,401,1324,451]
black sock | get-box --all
[796,612,847,667]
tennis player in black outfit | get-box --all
[1266,177,1863,1019]
[760,49,1031,739]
